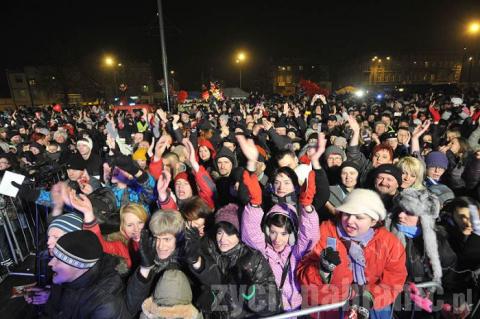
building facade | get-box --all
[334,52,464,89]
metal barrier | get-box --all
[264,299,348,319]
[264,282,445,319]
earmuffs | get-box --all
[262,203,299,246]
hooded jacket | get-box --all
[140,269,203,319]
[387,188,457,284]
[242,203,319,311]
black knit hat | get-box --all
[52,230,103,269]
[374,164,403,186]
[66,154,85,171]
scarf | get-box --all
[336,225,374,285]
[397,223,422,239]
[271,191,298,206]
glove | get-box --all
[299,169,316,206]
[139,229,156,268]
[12,181,40,202]
[319,247,341,272]
[429,105,441,123]
[347,286,374,319]
[242,170,262,206]
[184,226,201,265]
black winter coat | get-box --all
[190,240,282,319]
[45,255,129,319]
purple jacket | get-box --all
[241,203,320,311]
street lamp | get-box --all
[103,55,119,101]
[104,56,115,67]
[235,51,247,89]
[468,22,480,35]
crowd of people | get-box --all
[1,87,479,318]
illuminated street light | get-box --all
[386,56,391,60]
[170,70,175,74]
[354,89,365,98]
[237,52,246,61]
[468,22,480,35]
[104,56,115,67]
[469,56,474,61]
[378,59,382,63]
[118,63,122,67]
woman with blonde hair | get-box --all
[397,156,426,190]
[68,190,148,272]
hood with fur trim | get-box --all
[140,297,202,319]
[387,188,442,283]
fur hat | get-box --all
[389,188,442,283]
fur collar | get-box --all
[141,297,200,319]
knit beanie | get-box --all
[215,203,240,233]
[425,151,448,169]
[132,147,148,161]
[48,213,83,234]
[374,164,403,186]
[215,147,236,167]
[324,145,346,161]
[77,137,93,150]
[66,154,85,171]
[52,230,103,269]
[336,188,387,221]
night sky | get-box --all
[1,0,479,95]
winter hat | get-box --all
[66,154,85,171]
[425,151,448,169]
[174,171,193,187]
[30,142,45,152]
[336,188,387,221]
[324,145,346,161]
[48,213,83,234]
[380,131,397,142]
[390,188,442,283]
[428,184,455,207]
[132,147,148,161]
[52,230,103,269]
[333,136,348,149]
[374,164,403,187]
[340,161,361,174]
[153,269,192,306]
[76,137,93,150]
[215,203,240,233]
[215,147,237,167]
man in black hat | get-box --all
[372,164,402,211]
[36,230,129,318]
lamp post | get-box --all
[104,56,118,101]
[467,21,480,87]
[236,52,246,89]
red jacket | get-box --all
[297,221,406,314]
[149,159,163,180]
[83,221,139,269]
[157,165,216,210]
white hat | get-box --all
[77,137,93,150]
[336,188,386,221]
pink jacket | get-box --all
[241,203,320,311]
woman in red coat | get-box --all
[297,188,407,319]
[68,190,147,273]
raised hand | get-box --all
[68,189,94,223]
[156,169,172,202]
[308,132,327,169]
[347,115,360,134]
[182,138,199,172]
[412,120,431,140]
